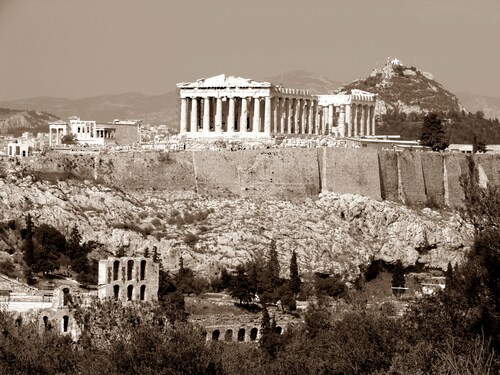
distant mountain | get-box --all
[0,108,60,136]
[0,92,179,130]
[264,70,344,95]
[341,61,462,116]
[456,92,500,120]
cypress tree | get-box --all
[289,250,301,296]
[23,214,35,267]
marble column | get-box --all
[287,98,293,133]
[264,96,272,134]
[203,98,210,133]
[308,101,314,135]
[180,98,188,134]
[215,97,222,132]
[338,105,346,137]
[301,100,307,134]
[190,97,198,132]
[227,97,235,133]
[294,99,301,134]
[345,104,352,137]
[370,105,376,136]
[272,98,279,133]
[353,105,358,137]
[280,98,286,133]
[240,97,248,133]
[328,104,334,136]
[360,105,366,137]
[253,97,261,133]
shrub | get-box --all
[183,233,199,247]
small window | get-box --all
[127,260,134,281]
[140,285,146,301]
[140,260,146,280]
[237,328,245,342]
[212,330,220,341]
[250,328,258,341]
[127,285,133,301]
[62,315,69,333]
[113,260,119,281]
[113,285,120,301]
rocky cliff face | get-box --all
[0,171,473,279]
[341,61,463,116]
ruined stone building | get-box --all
[98,257,159,303]
[177,74,376,139]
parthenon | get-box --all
[177,74,376,138]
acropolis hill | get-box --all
[0,147,494,278]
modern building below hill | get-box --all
[177,74,377,139]
[49,117,142,147]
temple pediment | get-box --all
[177,74,272,89]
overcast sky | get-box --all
[1,0,499,101]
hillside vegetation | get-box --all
[0,108,59,136]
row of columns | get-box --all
[180,96,375,137]
[344,104,376,138]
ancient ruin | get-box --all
[98,257,159,303]
[177,74,376,139]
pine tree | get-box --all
[289,250,301,296]
[419,113,449,151]
[66,224,82,259]
[228,265,254,305]
[261,304,271,336]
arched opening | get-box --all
[140,260,146,280]
[113,285,120,301]
[62,315,69,333]
[212,330,220,341]
[62,288,70,306]
[275,326,283,334]
[127,285,134,301]
[250,327,258,341]
[237,328,245,342]
[140,285,146,301]
[113,260,119,281]
[43,316,49,330]
[127,260,134,281]
[224,329,233,341]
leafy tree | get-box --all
[32,224,66,274]
[61,134,76,145]
[419,113,449,151]
[289,249,301,296]
[314,273,347,299]
[228,265,254,305]
[158,269,177,299]
[175,256,196,295]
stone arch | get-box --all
[42,316,49,330]
[140,285,146,301]
[113,260,120,281]
[127,259,134,281]
[113,284,120,301]
[212,330,220,341]
[62,315,69,333]
[237,328,245,342]
[250,327,258,341]
[127,285,134,301]
[140,260,146,280]
[224,329,233,341]
[275,326,283,334]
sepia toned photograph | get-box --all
[0,1,499,374]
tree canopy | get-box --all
[419,113,449,151]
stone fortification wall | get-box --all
[397,152,427,206]
[2,149,500,208]
[192,148,320,199]
[320,148,382,200]
[96,152,196,193]
[378,152,399,202]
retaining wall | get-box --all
[2,149,500,208]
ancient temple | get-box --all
[177,74,376,139]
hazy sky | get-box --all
[1,0,499,101]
